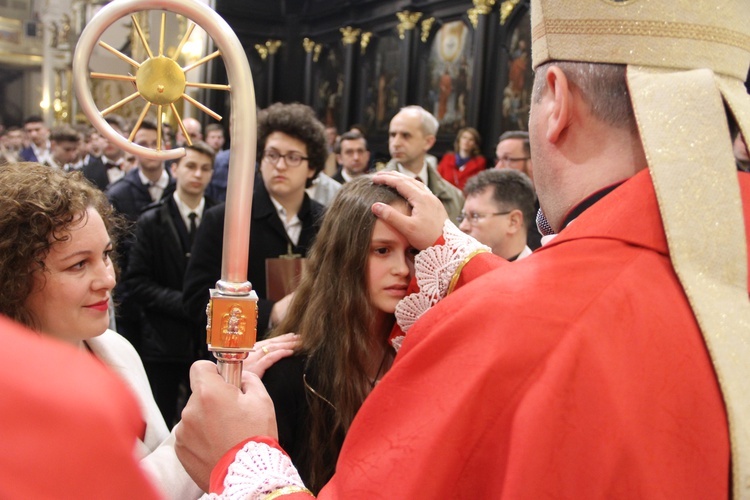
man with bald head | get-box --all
[383,105,463,222]
[175,117,203,147]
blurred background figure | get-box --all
[333,130,371,184]
[204,123,225,152]
[19,116,50,165]
[175,117,202,147]
[437,127,486,189]
[458,169,535,261]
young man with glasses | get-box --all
[184,103,326,338]
[458,169,535,261]
[494,130,533,182]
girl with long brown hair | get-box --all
[262,176,417,493]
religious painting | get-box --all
[502,9,533,131]
[421,20,474,135]
[311,43,344,128]
[357,32,402,135]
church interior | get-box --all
[0,0,536,160]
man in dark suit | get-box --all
[184,103,327,339]
[82,115,129,191]
[19,116,50,164]
[107,118,175,349]
[124,141,217,427]
[333,130,371,184]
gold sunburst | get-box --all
[90,12,229,150]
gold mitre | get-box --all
[530,0,750,80]
[532,1,750,497]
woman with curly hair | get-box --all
[262,176,417,493]
[437,127,487,189]
[0,162,202,499]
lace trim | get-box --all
[392,221,490,350]
[203,441,307,500]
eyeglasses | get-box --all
[496,156,529,165]
[456,211,512,224]
[262,149,309,168]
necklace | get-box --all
[369,349,390,388]
[303,373,336,410]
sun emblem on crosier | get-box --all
[91,12,229,149]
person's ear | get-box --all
[170,163,178,177]
[507,209,523,233]
[424,134,436,152]
[545,66,573,144]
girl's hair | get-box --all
[271,176,406,492]
[453,127,482,157]
[0,163,123,330]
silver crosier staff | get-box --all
[72,0,258,387]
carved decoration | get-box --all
[303,37,316,53]
[254,43,268,61]
[500,0,522,25]
[396,10,423,40]
[420,18,436,42]
[266,39,282,55]
[360,31,372,54]
[340,26,361,45]
[255,39,281,61]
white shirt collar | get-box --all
[268,195,302,246]
[396,162,429,185]
[173,192,206,228]
[341,169,356,183]
[138,168,169,188]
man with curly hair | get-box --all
[184,103,326,339]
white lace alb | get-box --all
[202,441,307,500]
[392,221,490,350]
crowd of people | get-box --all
[0,0,749,497]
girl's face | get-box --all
[366,202,417,316]
[24,207,116,345]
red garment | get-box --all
[0,315,160,499]
[317,169,742,498]
[437,153,487,190]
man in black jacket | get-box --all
[124,141,217,427]
[184,103,327,339]
[82,115,128,191]
[107,119,176,349]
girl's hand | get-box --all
[242,332,300,378]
